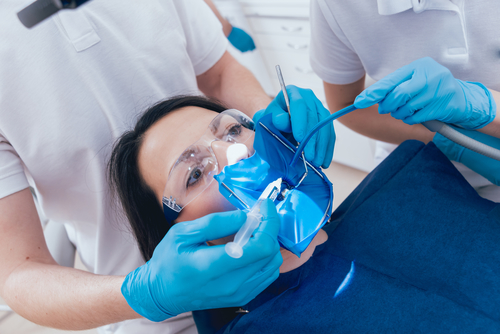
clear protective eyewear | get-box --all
[162,109,255,223]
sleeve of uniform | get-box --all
[172,0,229,76]
[0,134,29,199]
[309,0,365,85]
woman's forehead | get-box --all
[138,106,219,198]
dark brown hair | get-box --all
[108,96,226,261]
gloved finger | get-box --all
[228,259,281,306]
[253,199,281,239]
[304,106,320,163]
[191,200,281,276]
[175,210,247,246]
[205,248,282,302]
[271,90,289,114]
[219,251,282,305]
[322,122,336,168]
[378,72,427,114]
[236,268,280,306]
[402,106,438,125]
[390,93,430,123]
[203,251,281,300]
[354,65,415,109]
[252,108,266,123]
[311,110,329,167]
[288,85,313,142]
[272,110,292,132]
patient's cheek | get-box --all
[176,183,236,223]
[177,184,237,245]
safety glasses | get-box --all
[162,109,255,222]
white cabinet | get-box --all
[214,0,377,173]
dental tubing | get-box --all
[289,104,500,166]
[422,120,500,161]
[225,178,282,259]
[290,105,357,166]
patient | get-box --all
[109,96,500,333]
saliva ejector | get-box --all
[225,178,282,258]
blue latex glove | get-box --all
[253,85,336,168]
[121,200,282,322]
[354,57,496,130]
[227,26,256,52]
[433,129,500,186]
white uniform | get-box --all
[0,0,228,333]
[310,0,500,201]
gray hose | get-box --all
[423,120,500,161]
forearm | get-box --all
[197,52,271,118]
[478,88,500,138]
[338,104,433,144]
[2,262,140,330]
[325,79,434,144]
[217,61,271,117]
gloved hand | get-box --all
[121,200,282,322]
[227,26,256,52]
[354,57,496,130]
[433,129,500,186]
[253,85,336,168]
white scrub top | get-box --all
[0,0,228,333]
[310,0,500,201]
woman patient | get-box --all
[109,95,500,333]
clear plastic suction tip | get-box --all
[225,242,243,259]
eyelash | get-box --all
[186,166,204,189]
[224,124,242,140]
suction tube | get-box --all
[289,105,500,166]
[422,121,500,161]
[290,105,357,166]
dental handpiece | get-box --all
[225,178,282,259]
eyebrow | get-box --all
[209,114,223,134]
[176,147,197,165]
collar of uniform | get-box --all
[377,0,458,15]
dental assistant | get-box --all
[0,0,336,333]
[310,0,500,201]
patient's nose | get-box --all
[211,141,248,168]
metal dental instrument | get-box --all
[275,65,308,187]
[275,65,291,116]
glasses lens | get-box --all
[164,144,218,209]
[209,109,254,144]
[163,109,255,212]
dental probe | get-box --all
[275,65,291,116]
[225,178,282,259]
[275,65,309,186]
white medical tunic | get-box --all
[0,0,228,333]
[310,0,500,201]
